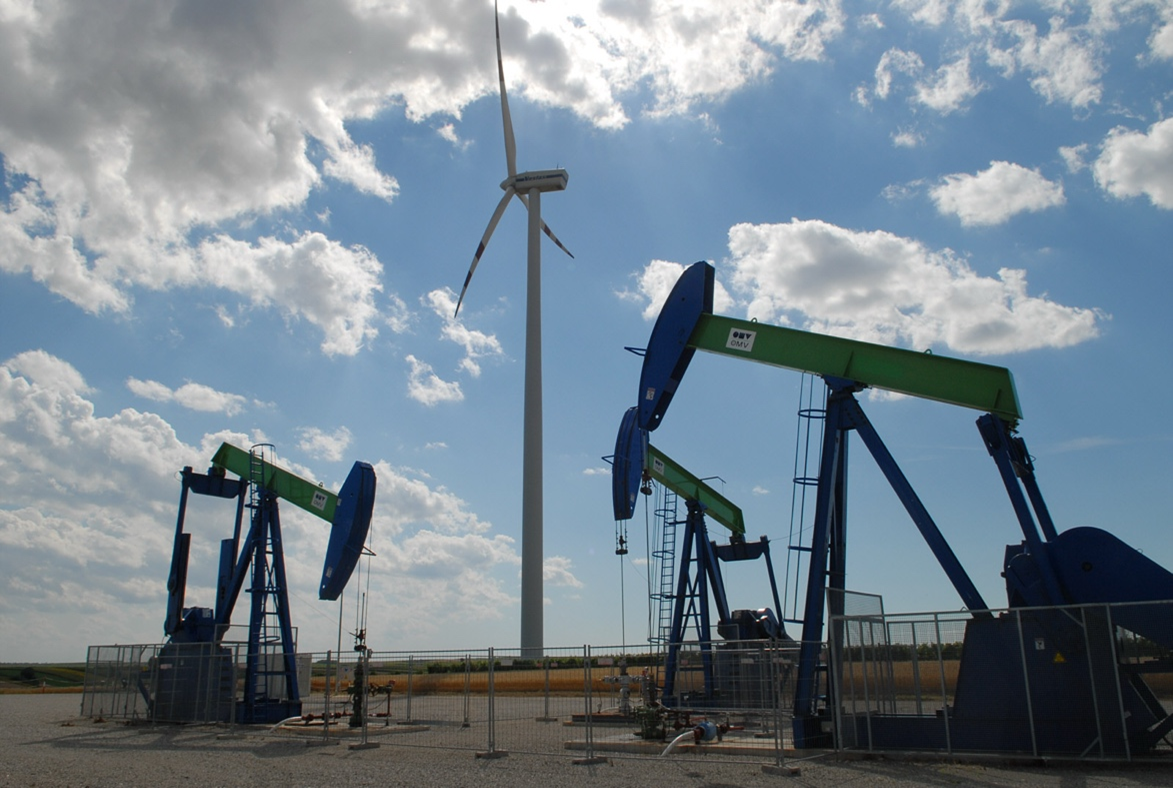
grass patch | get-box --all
[0,664,87,693]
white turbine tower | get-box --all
[455,1,573,657]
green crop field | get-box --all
[0,664,87,693]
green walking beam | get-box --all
[688,314,1023,424]
[645,443,745,538]
[211,442,338,523]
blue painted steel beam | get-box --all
[845,389,991,616]
[978,414,1067,606]
[793,383,996,746]
[240,495,300,721]
[663,500,731,702]
[167,468,247,640]
[165,475,193,639]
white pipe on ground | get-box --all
[660,730,695,757]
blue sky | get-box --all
[1,0,1171,663]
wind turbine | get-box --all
[455,1,573,657]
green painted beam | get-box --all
[211,443,337,523]
[689,314,1023,424]
[646,444,745,537]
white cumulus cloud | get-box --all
[544,555,584,588]
[1093,118,1173,209]
[424,288,506,377]
[931,161,1066,226]
[297,426,353,463]
[914,54,985,114]
[127,377,248,416]
[406,354,464,407]
[722,218,1102,356]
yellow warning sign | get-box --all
[1053,652,1066,664]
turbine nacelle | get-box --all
[502,169,569,194]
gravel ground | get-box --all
[4,694,1173,788]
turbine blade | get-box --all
[455,187,517,316]
[495,1,517,179]
[516,192,575,259]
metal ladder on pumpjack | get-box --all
[651,487,679,649]
[783,374,830,716]
[654,486,717,697]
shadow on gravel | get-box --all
[28,722,269,755]
[827,754,1173,788]
[251,739,316,759]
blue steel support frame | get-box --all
[792,380,994,747]
[244,503,270,716]
[240,492,300,723]
[663,499,731,703]
[977,414,1066,604]
[846,392,992,616]
[215,490,248,639]
[793,387,849,746]
[268,501,300,702]
[166,468,247,642]
[165,476,193,639]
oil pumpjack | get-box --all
[159,442,375,724]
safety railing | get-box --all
[81,639,798,768]
[830,598,1173,760]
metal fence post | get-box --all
[831,626,851,750]
[404,654,414,724]
[462,654,471,728]
[475,646,508,758]
[80,647,95,718]
[774,645,784,760]
[536,655,557,722]
[323,650,333,742]
[1104,605,1132,761]
[488,647,495,752]
[859,621,874,750]
[152,648,163,728]
[1079,606,1106,759]
[1014,609,1039,758]
[762,642,800,777]
[573,644,607,765]
[910,622,923,716]
[228,656,238,735]
[584,646,593,756]
[933,613,951,755]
